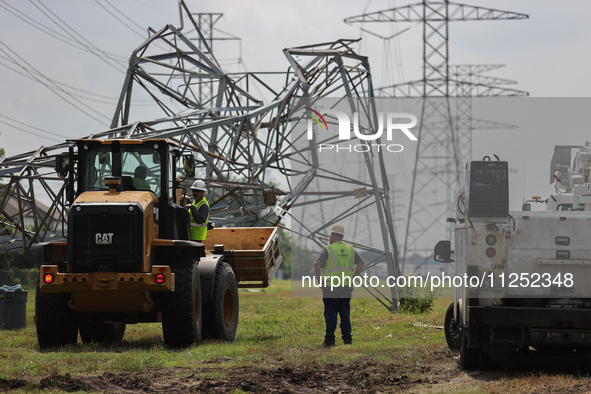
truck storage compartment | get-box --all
[506,211,591,298]
[202,227,282,288]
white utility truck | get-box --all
[435,144,591,369]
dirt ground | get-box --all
[4,349,591,393]
[0,362,449,393]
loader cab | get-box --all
[75,140,169,202]
[61,139,194,243]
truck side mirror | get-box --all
[55,155,69,178]
[182,155,195,178]
[434,240,454,263]
[522,203,531,211]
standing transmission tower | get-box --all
[345,1,528,270]
[194,13,222,105]
[449,64,521,164]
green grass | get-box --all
[4,281,588,393]
[0,281,449,377]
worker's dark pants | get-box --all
[323,298,352,344]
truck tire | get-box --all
[161,259,202,348]
[444,302,461,351]
[203,262,239,341]
[480,350,500,370]
[460,329,480,370]
[79,315,126,343]
[35,282,78,349]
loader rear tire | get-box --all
[161,259,202,348]
[203,262,239,341]
[79,315,126,343]
[35,282,78,349]
[444,302,461,351]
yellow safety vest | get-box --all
[189,198,209,241]
[132,177,150,191]
[321,241,355,282]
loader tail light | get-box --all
[44,273,54,284]
[155,273,165,284]
[485,234,497,245]
[486,248,496,258]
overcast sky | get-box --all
[1,0,590,217]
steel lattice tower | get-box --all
[345,1,528,270]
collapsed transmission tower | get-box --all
[345,1,528,270]
[0,1,399,307]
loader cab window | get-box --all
[122,149,161,197]
[557,204,573,211]
[84,150,111,192]
[83,146,162,198]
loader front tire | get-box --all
[35,282,78,349]
[161,259,202,348]
[203,262,239,341]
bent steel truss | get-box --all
[0,2,399,305]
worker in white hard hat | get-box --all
[185,180,210,242]
[313,223,365,347]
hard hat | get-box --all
[191,180,206,191]
[331,224,345,235]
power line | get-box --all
[0,113,69,139]
[0,56,155,108]
[0,0,127,64]
[128,0,176,17]
[0,40,110,125]
[95,0,172,54]
[93,0,147,39]
[0,120,63,143]
[0,56,118,105]
[29,0,126,72]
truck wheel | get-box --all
[35,282,78,349]
[79,315,126,343]
[203,262,239,341]
[460,330,480,370]
[444,302,461,351]
[480,350,500,370]
[162,259,202,348]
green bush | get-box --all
[398,296,434,314]
[397,277,437,314]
